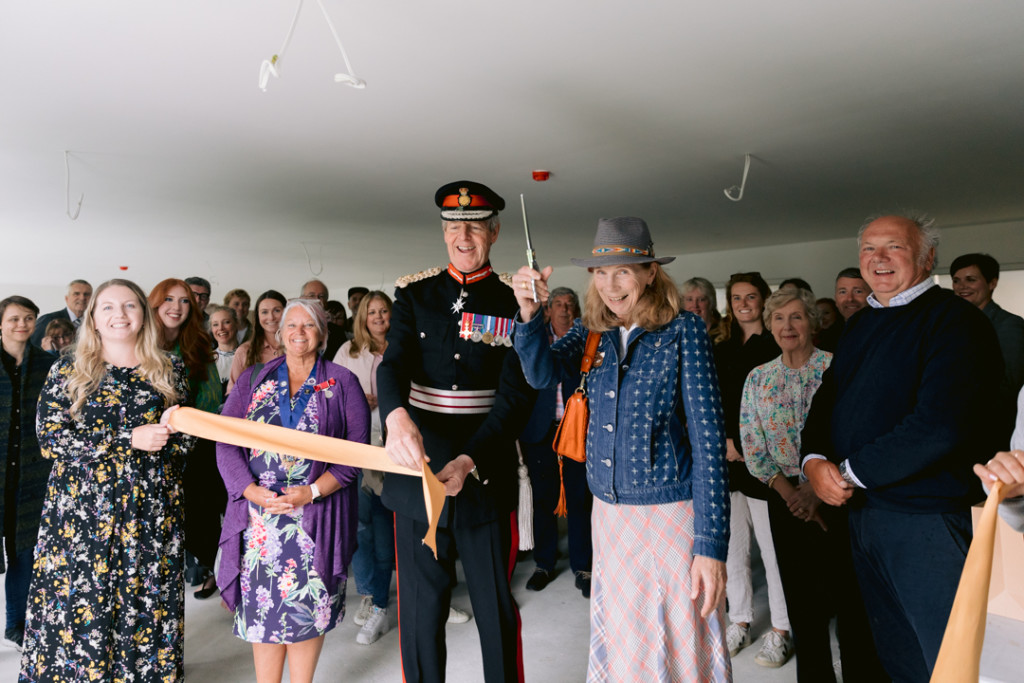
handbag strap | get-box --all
[579,331,601,375]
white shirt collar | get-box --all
[866,278,936,309]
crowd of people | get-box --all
[1,180,1024,683]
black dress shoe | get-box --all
[575,571,591,599]
[526,568,553,591]
[194,577,218,600]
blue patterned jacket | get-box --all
[514,312,729,561]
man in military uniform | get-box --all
[378,180,536,683]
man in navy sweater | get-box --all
[801,212,1002,682]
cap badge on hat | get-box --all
[458,188,472,208]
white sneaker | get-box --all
[353,595,373,626]
[447,606,471,624]
[726,622,750,657]
[356,606,390,645]
[754,630,793,668]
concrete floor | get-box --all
[1,539,1021,681]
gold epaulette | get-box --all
[498,272,514,289]
[395,267,443,289]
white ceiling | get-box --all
[4,1,1024,303]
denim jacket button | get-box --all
[655,340,662,347]
[603,424,613,432]
[605,493,614,500]
[602,458,612,467]
[605,390,615,398]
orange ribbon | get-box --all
[168,407,445,558]
[930,480,1007,682]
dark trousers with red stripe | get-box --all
[395,512,524,683]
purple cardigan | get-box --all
[216,355,369,611]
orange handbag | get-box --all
[551,331,601,515]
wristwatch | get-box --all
[309,482,323,503]
[838,461,856,486]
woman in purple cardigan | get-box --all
[217,298,368,683]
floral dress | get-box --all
[19,356,193,683]
[233,374,343,644]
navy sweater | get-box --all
[802,286,1002,513]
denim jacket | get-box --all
[514,312,729,561]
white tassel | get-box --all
[516,441,534,550]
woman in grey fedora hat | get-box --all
[512,217,731,682]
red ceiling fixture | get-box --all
[532,170,550,182]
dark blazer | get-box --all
[0,344,57,571]
[30,308,71,347]
[984,301,1024,445]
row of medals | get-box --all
[455,288,513,347]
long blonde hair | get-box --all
[347,291,392,357]
[582,263,681,333]
[65,279,179,418]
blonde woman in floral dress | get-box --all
[19,279,192,682]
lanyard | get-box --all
[277,361,317,429]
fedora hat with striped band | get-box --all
[570,217,675,268]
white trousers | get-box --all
[725,491,790,630]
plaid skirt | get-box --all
[588,499,731,683]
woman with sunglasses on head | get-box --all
[712,272,792,668]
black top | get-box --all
[714,327,780,499]
[815,318,845,353]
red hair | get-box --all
[148,278,214,382]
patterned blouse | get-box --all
[739,348,832,484]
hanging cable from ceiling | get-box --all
[259,0,366,91]
[724,154,751,202]
[302,242,324,277]
[65,151,84,220]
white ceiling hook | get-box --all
[259,58,280,92]
[334,73,366,88]
[258,0,366,91]
[724,153,752,202]
[315,0,365,89]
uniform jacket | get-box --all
[377,265,536,528]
